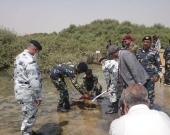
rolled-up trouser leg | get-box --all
[144,78,155,108]
[20,101,38,135]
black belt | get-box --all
[19,81,29,84]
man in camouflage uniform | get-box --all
[50,62,88,112]
[81,69,102,99]
[122,35,138,55]
[99,58,123,114]
[136,36,162,108]
[14,40,42,135]
[163,40,170,85]
[106,40,112,60]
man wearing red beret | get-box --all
[123,35,138,55]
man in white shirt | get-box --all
[109,84,170,135]
[152,35,161,51]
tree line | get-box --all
[1,19,170,75]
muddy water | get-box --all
[0,64,170,135]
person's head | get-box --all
[142,36,152,51]
[108,40,112,45]
[123,35,132,46]
[77,62,88,73]
[85,69,92,78]
[27,40,42,58]
[108,45,119,58]
[121,39,126,48]
[123,84,149,114]
[153,35,158,43]
[99,57,107,65]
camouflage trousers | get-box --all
[108,83,123,103]
[164,60,170,84]
[52,79,69,107]
[20,101,38,135]
[144,78,155,108]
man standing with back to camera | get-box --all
[109,84,170,135]
[14,40,42,135]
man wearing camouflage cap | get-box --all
[14,40,42,135]
[108,45,149,86]
[136,36,162,108]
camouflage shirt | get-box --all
[83,74,100,90]
[163,45,170,60]
[101,59,119,88]
[123,44,138,55]
[136,47,162,78]
[50,63,83,94]
[14,50,42,101]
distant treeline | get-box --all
[1,19,170,74]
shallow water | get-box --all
[0,65,170,135]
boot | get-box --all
[57,106,68,112]
[105,107,118,114]
[64,97,71,110]
[105,100,118,114]
[32,131,42,135]
[57,103,68,112]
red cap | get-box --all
[123,35,132,40]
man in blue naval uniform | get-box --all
[136,36,162,108]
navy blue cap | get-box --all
[30,40,42,50]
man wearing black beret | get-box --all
[14,40,42,135]
[136,36,162,108]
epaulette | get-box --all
[150,47,157,52]
[137,48,142,52]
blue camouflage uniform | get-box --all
[163,44,170,85]
[14,50,42,135]
[50,62,84,110]
[82,74,102,98]
[136,47,162,107]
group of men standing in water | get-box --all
[14,34,170,134]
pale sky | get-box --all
[0,0,170,35]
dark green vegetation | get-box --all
[1,19,170,75]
